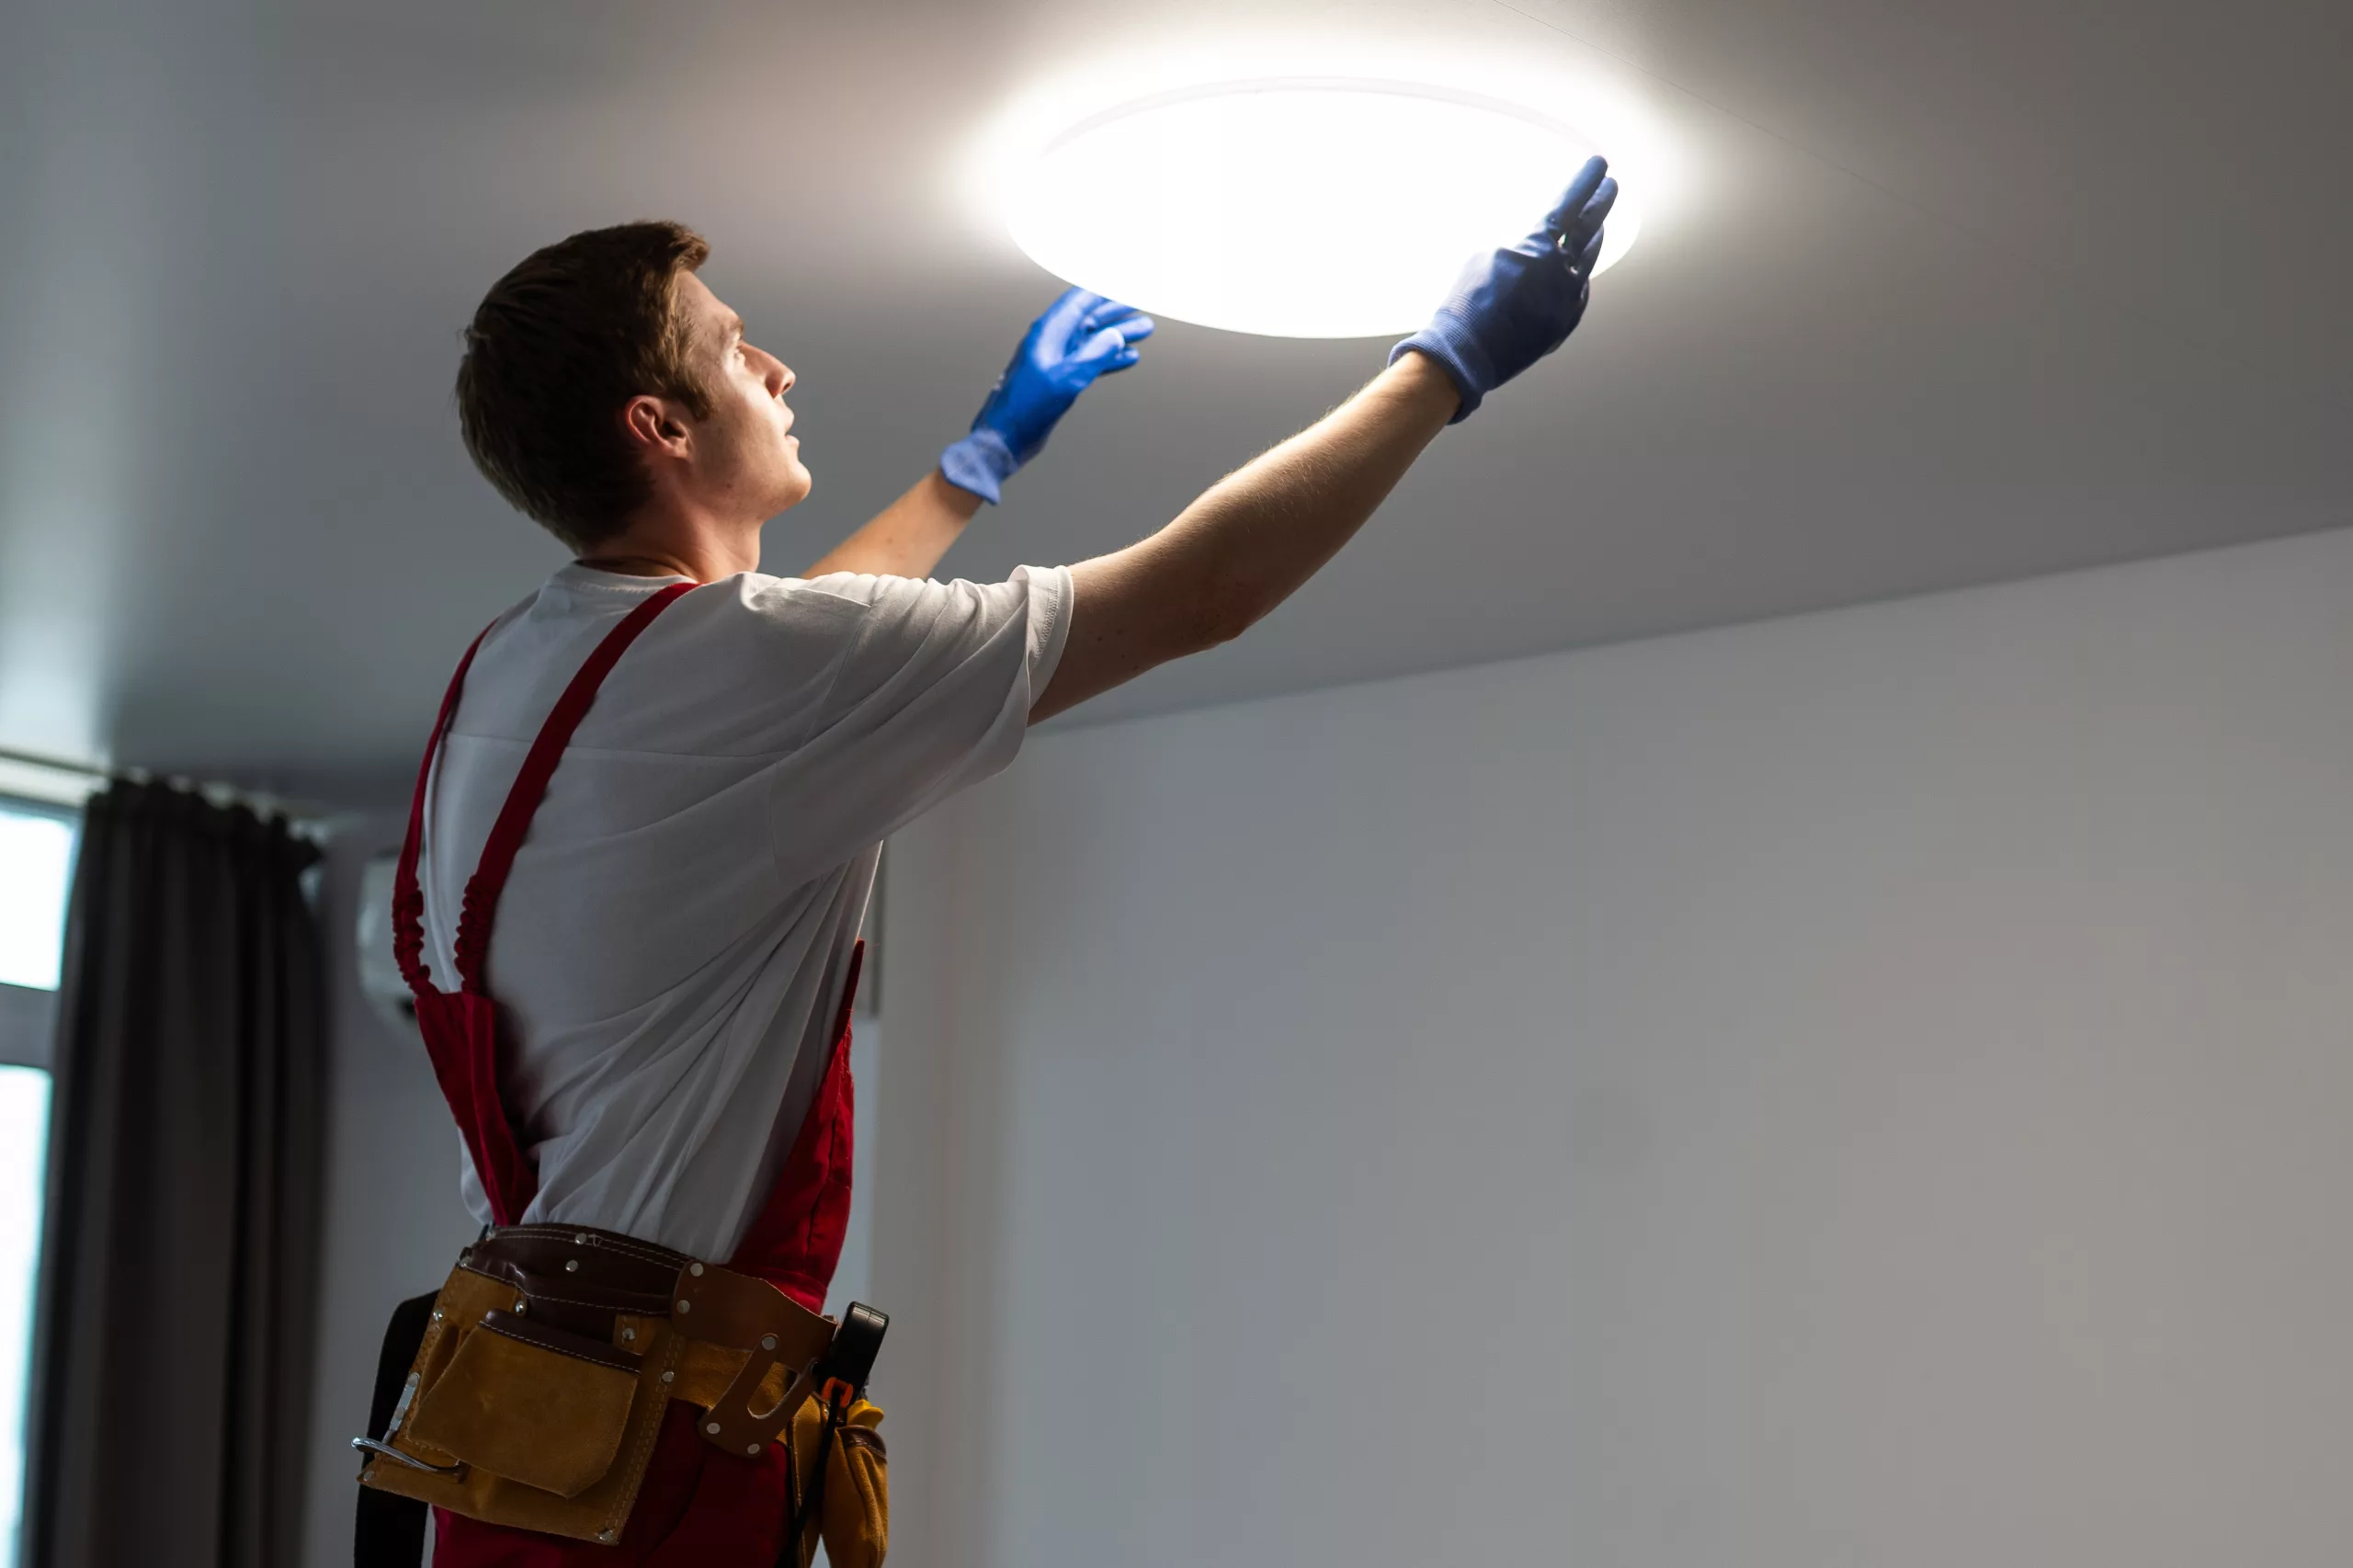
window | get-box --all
[0,800,72,1568]
[0,804,74,993]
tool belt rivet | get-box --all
[760,1334,776,1350]
[676,1300,690,1313]
[745,1443,760,1455]
[565,1259,580,1273]
[597,1528,616,1543]
[705,1421,721,1436]
[688,1262,705,1277]
[660,1370,674,1384]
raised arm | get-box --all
[802,470,983,580]
[1032,353,1457,721]
[803,289,1154,579]
[1034,156,1620,722]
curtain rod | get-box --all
[0,744,332,830]
[0,745,109,780]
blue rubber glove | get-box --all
[939,288,1155,504]
[1390,155,1619,423]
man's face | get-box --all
[674,270,811,519]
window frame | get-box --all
[0,795,79,1071]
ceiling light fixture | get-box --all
[1003,78,1640,340]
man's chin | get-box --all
[774,465,813,513]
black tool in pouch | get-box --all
[779,1302,891,1568]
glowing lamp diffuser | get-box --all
[1006,78,1638,339]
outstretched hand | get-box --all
[940,288,1156,504]
[1390,154,1619,423]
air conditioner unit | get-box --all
[354,850,418,1040]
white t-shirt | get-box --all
[416,561,1070,1259]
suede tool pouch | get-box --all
[824,1407,890,1568]
[406,1311,639,1496]
[784,1395,890,1568]
[356,1260,686,1545]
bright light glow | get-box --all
[0,810,75,991]
[1003,79,1641,339]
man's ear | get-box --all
[620,394,691,460]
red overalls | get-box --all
[392,583,860,1566]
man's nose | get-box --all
[769,358,793,399]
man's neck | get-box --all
[575,506,762,585]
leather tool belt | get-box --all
[353,1224,889,1559]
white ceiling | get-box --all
[3,0,2347,806]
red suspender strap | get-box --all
[727,940,864,1300]
[390,625,492,995]
[391,581,694,1223]
[449,582,693,993]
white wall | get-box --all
[871,526,2353,1568]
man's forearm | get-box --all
[1035,352,1458,721]
[1168,349,1459,632]
[802,469,983,580]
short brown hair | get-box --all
[456,221,714,551]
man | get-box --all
[384,157,1617,1563]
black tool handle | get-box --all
[817,1301,889,1395]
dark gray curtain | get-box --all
[24,781,325,1568]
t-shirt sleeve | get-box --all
[763,564,1071,885]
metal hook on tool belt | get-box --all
[671,1260,839,1457]
[351,1369,468,1479]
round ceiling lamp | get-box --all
[1005,78,1640,340]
